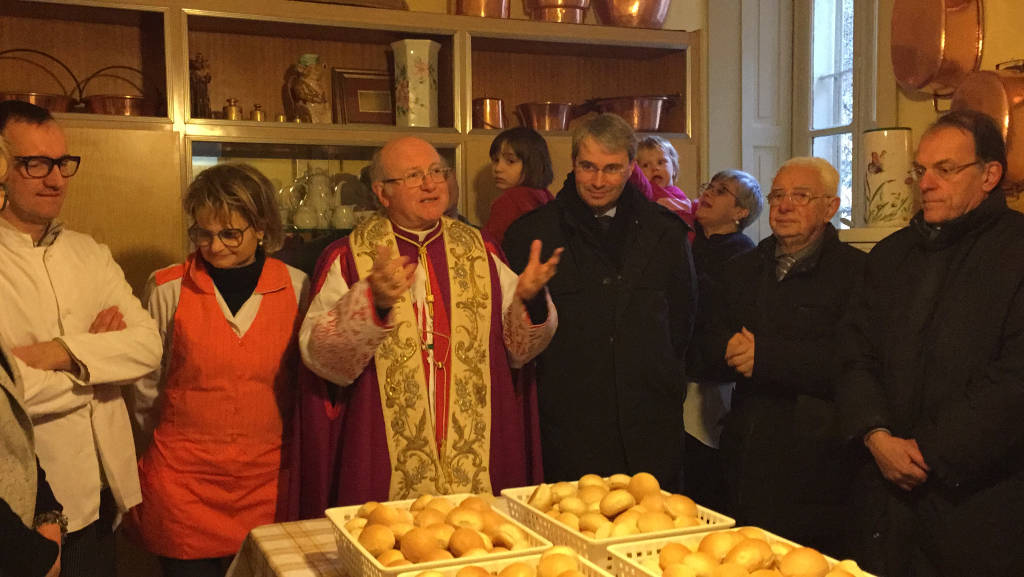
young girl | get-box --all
[129,164,309,577]
[635,135,694,220]
[482,127,554,244]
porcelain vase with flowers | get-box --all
[391,39,440,128]
[862,127,915,227]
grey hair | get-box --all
[777,157,839,197]
[638,135,680,183]
[572,113,638,162]
[368,147,385,183]
[711,169,763,230]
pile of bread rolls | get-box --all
[412,546,587,577]
[526,472,703,539]
[645,527,869,577]
[345,494,533,568]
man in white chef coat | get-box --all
[0,100,162,577]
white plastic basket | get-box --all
[607,528,876,577]
[325,494,551,577]
[396,551,614,577]
[500,485,735,572]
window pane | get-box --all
[813,132,853,228]
[811,0,854,130]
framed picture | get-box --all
[332,68,395,125]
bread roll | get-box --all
[537,553,577,577]
[599,489,636,518]
[682,551,718,577]
[659,542,693,569]
[414,507,448,528]
[400,527,440,563]
[551,481,577,502]
[499,561,537,577]
[446,507,485,530]
[358,524,395,557]
[712,563,750,577]
[608,473,632,489]
[455,566,491,577]
[410,494,434,512]
[578,473,607,490]
[577,485,609,505]
[637,511,674,533]
[423,522,455,549]
[449,527,486,557]
[559,496,587,516]
[698,531,742,562]
[357,501,380,518]
[528,484,554,511]
[376,549,406,566]
[421,549,455,562]
[778,548,829,577]
[460,495,492,512]
[665,494,699,519]
[424,497,456,516]
[664,565,699,577]
[627,472,661,501]
[724,538,774,572]
[367,504,402,527]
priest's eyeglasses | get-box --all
[14,155,81,178]
[188,224,252,248]
[382,166,451,188]
[909,160,982,183]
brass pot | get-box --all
[588,95,676,131]
[0,92,75,113]
[81,94,154,116]
[517,102,576,131]
[524,0,589,23]
[591,0,671,29]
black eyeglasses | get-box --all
[382,166,451,188]
[188,224,252,248]
[14,155,81,178]
[909,160,982,183]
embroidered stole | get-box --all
[350,214,493,498]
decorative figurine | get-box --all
[283,53,330,124]
[189,52,212,119]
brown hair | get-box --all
[184,163,284,252]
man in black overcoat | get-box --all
[692,156,865,556]
[503,114,696,488]
[839,110,1024,577]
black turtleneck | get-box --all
[203,249,266,315]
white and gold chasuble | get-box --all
[349,214,494,498]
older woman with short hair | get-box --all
[684,168,762,508]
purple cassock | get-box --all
[280,227,544,519]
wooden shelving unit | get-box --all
[0,0,700,291]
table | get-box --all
[226,518,346,577]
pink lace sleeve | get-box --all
[304,280,391,384]
[503,289,557,369]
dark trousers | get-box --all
[159,556,232,577]
[61,489,116,577]
[682,432,728,514]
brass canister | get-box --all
[472,97,506,130]
[223,97,241,120]
[250,103,265,121]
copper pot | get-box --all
[81,94,154,116]
[891,0,983,96]
[473,97,507,130]
[0,92,74,112]
[524,0,589,23]
[591,0,671,29]
[951,60,1024,197]
[588,95,676,131]
[456,0,509,18]
[517,102,575,131]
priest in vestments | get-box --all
[291,137,561,513]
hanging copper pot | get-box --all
[891,0,983,97]
[951,60,1024,198]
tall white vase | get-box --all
[862,127,914,227]
[391,39,441,128]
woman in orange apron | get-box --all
[128,164,309,577]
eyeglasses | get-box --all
[766,190,831,206]
[698,182,736,199]
[910,160,982,183]
[575,160,629,179]
[382,166,451,188]
[14,155,81,178]
[188,224,252,248]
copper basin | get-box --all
[517,102,574,131]
[592,0,671,29]
[589,96,675,131]
[81,94,154,116]
[525,0,589,23]
[0,91,74,113]
[473,97,507,130]
[456,0,510,18]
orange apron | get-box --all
[135,255,298,559]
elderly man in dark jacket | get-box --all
[503,114,696,488]
[839,110,1024,577]
[692,156,865,556]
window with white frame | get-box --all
[794,0,879,228]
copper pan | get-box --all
[951,60,1024,198]
[891,0,983,97]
